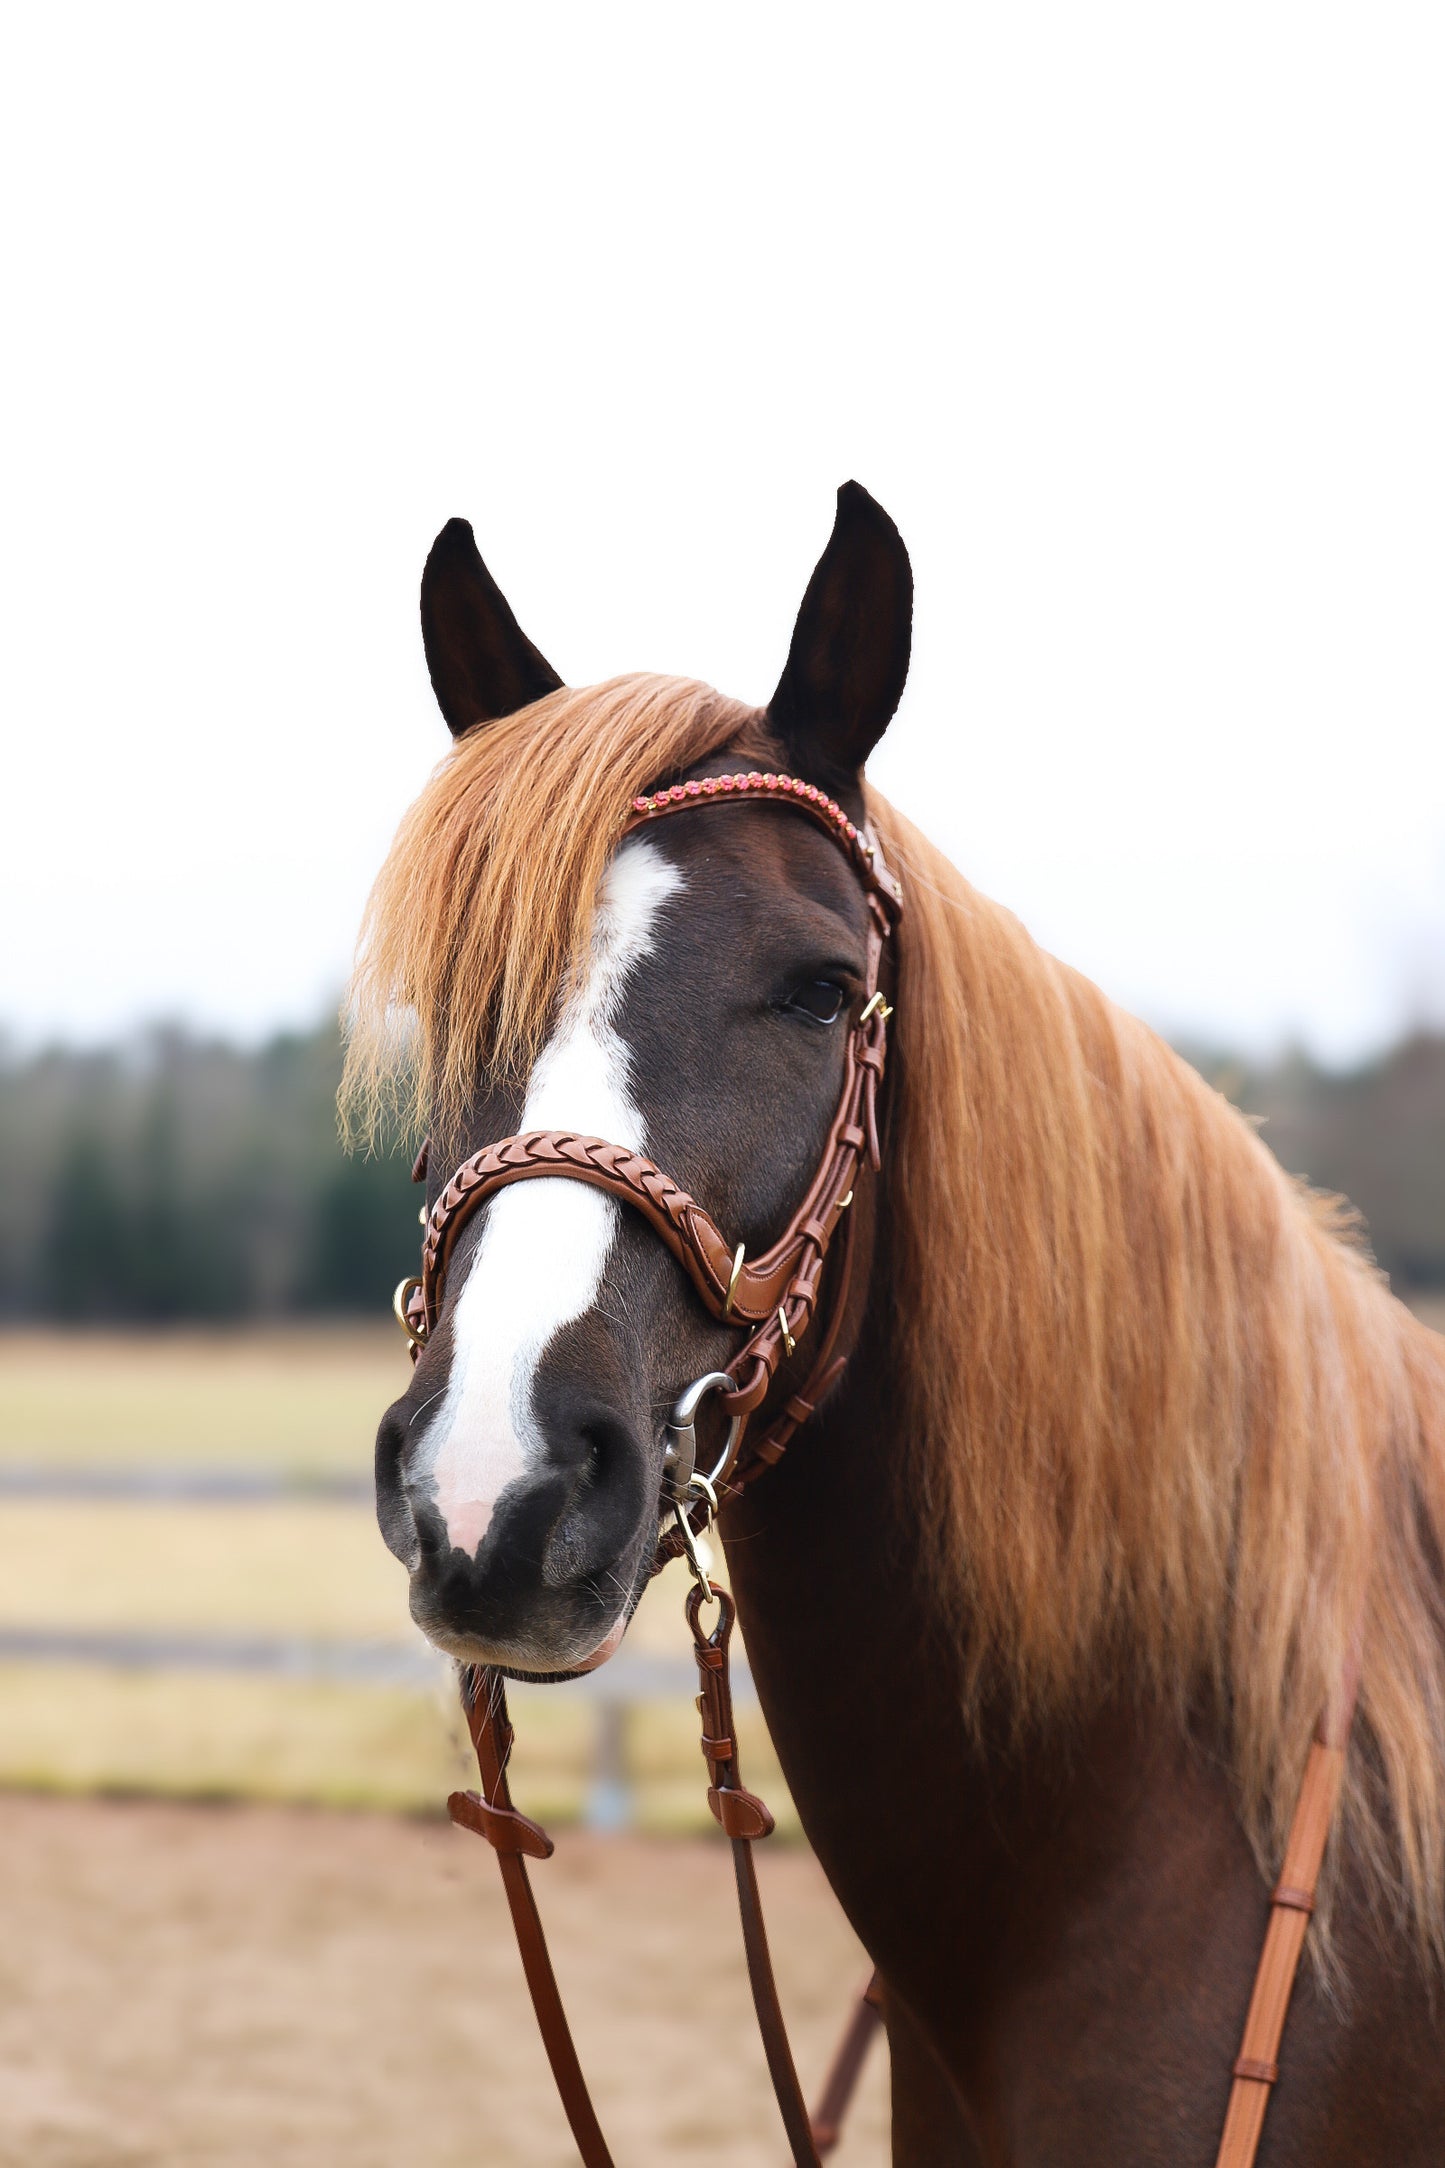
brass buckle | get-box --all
[392,1276,427,1349]
[723,1243,746,1320]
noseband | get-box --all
[395,767,904,1573]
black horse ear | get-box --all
[767,482,913,785]
[420,518,563,736]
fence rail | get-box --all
[0,1465,372,1502]
[0,1623,746,1703]
[0,1464,756,1829]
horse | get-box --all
[346,485,1445,2163]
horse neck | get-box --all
[720,1278,1257,2073]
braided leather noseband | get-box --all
[391,768,1358,2168]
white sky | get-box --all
[2,5,1442,1062]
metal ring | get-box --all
[661,1369,745,1500]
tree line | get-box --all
[0,1022,416,1320]
[1185,1028,1445,1291]
[0,1018,1441,1321]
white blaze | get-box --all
[419,838,681,1555]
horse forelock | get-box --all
[340,673,773,1142]
[869,797,1445,1961]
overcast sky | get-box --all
[3,5,1442,1063]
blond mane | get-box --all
[871,798,1445,1954]
[346,673,1445,1952]
[342,676,772,1138]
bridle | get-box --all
[389,765,1358,2168]
[390,769,898,2163]
[395,767,904,1585]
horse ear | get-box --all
[420,518,563,736]
[767,482,913,784]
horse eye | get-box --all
[784,979,847,1026]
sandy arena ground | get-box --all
[0,1794,889,2168]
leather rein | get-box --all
[390,766,1358,2167]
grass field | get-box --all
[0,1324,408,1472]
[0,1325,785,1826]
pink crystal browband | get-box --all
[622,769,904,914]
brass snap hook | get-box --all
[674,1473,720,1601]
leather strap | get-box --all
[450,1641,1358,2168]
[622,767,904,919]
[416,931,887,1354]
[407,880,896,1352]
[449,1667,614,2168]
[449,1609,877,2167]
[649,1136,867,1579]
[687,1585,823,2166]
[1213,1653,1363,2168]
[809,1972,884,2155]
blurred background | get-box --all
[1,3,1442,2162]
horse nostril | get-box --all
[567,1408,640,1508]
[534,1405,647,1589]
[580,1419,617,1490]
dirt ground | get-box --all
[0,1793,890,2167]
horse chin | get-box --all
[499,1611,630,1686]
[566,1612,628,1671]
[412,1601,630,1682]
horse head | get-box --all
[364,484,912,1676]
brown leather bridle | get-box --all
[396,768,904,1574]
[391,771,901,2165]
[390,767,1358,2168]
